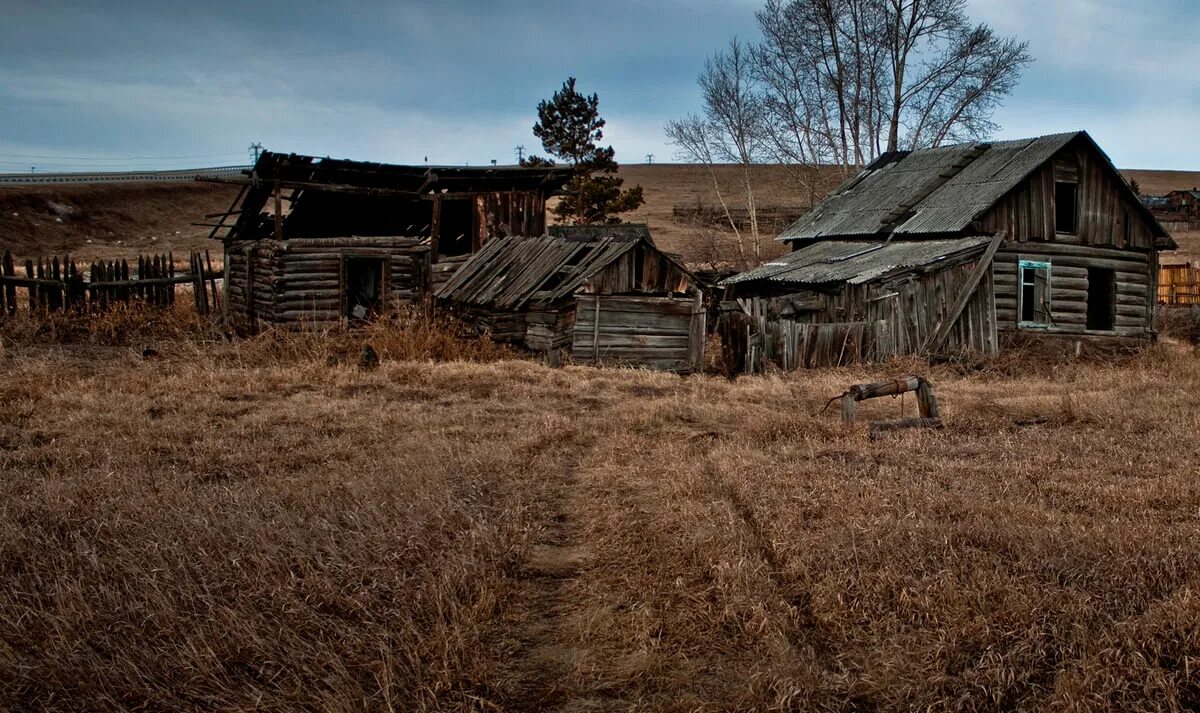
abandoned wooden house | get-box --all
[722,131,1176,370]
[435,228,706,372]
[203,151,570,330]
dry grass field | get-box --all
[2,303,1200,710]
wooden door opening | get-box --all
[343,256,387,320]
[1086,266,1116,331]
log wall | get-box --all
[224,237,429,331]
[991,242,1153,337]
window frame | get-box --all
[1017,259,1053,329]
[1054,181,1079,235]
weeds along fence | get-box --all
[0,249,224,319]
[1159,263,1200,305]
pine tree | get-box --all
[528,78,644,224]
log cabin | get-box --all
[722,131,1175,370]
[202,152,571,331]
[436,226,706,372]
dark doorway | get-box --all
[343,256,386,320]
[1086,266,1116,331]
[438,199,474,257]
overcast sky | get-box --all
[1,0,1197,173]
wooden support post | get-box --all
[25,259,36,312]
[2,251,15,315]
[274,183,283,242]
[205,250,220,315]
[841,393,857,423]
[168,253,175,305]
[592,295,601,364]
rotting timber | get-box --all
[201,152,571,331]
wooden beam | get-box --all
[924,230,1006,354]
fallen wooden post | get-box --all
[837,375,943,435]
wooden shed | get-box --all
[723,131,1176,370]
[436,228,706,372]
[202,151,570,330]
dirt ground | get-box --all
[0,182,241,264]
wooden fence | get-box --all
[0,250,224,318]
[1159,263,1200,305]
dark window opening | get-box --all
[1019,261,1051,326]
[438,199,474,258]
[1086,267,1116,331]
[1055,182,1078,233]
[343,256,386,320]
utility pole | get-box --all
[645,153,654,164]
[515,145,526,164]
[248,142,264,164]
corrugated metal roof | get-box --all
[779,132,1079,241]
[721,236,991,287]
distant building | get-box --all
[1164,189,1200,218]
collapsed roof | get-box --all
[204,152,573,243]
[436,233,694,309]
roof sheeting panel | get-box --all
[722,237,991,287]
[779,133,1080,241]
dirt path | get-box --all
[499,432,620,712]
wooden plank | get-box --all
[924,231,1004,353]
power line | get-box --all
[515,145,526,164]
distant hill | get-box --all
[2,164,1197,266]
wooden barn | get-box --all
[723,131,1176,370]
[203,151,570,330]
[436,227,706,372]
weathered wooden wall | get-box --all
[525,305,576,352]
[978,142,1159,339]
[471,191,545,247]
[224,237,428,331]
[578,246,695,295]
[980,146,1155,250]
[736,257,996,370]
[572,294,705,373]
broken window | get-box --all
[343,256,387,320]
[1055,182,1078,234]
[438,199,474,258]
[1019,260,1051,326]
[1086,267,1116,331]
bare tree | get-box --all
[666,38,769,267]
[749,0,1031,167]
